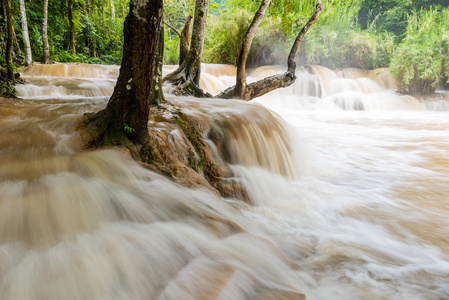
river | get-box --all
[0,63,448,299]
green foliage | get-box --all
[6,0,127,65]
[390,7,449,94]
[53,50,86,63]
[164,31,180,65]
[201,0,393,69]
[2,0,447,90]
[248,18,288,66]
[163,0,193,64]
[77,1,127,63]
[203,0,295,66]
[203,8,251,65]
[301,0,394,69]
[358,0,449,40]
[123,123,136,134]
[0,81,17,96]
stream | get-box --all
[0,63,448,299]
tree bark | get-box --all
[110,0,115,20]
[19,0,32,65]
[217,0,324,100]
[4,0,14,80]
[42,0,50,63]
[163,0,209,97]
[164,15,192,65]
[286,0,323,73]
[2,0,23,56]
[85,0,164,149]
[164,20,181,37]
[8,17,23,55]
[68,0,76,55]
[179,15,192,65]
[235,0,271,100]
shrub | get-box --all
[301,0,394,69]
[390,8,449,95]
[203,8,251,65]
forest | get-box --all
[1,0,449,96]
[2,1,449,299]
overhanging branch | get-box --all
[216,0,324,101]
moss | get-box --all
[160,167,173,178]
[82,108,140,162]
[172,111,220,183]
[139,144,155,163]
[173,112,202,152]
[187,149,205,172]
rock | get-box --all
[215,178,251,204]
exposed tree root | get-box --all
[164,64,212,97]
[81,104,250,202]
[82,110,142,161]
[163,0,209,97]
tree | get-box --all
[68,0,76,55]
[42,0,50,64]
[218,0,324,100]
[164,15,192,65]
[85,0,164,156]
[19,0,32,65]
[110,0,115,20]
[163,0,209,97]
[179,15,192,65]
[233,0,272,100]
[164,0,323,100]
[4,0,14,80]
[390,7,449,95]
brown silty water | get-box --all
[1,63,449,299]
[0,63,309,300]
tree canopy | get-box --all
[1,0,449,95]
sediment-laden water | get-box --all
[1,63,448,299]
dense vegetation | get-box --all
[390,7,449,94]
[1,0,449,94]
[0,0,127,66]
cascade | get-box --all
[17,63,119,99]
[2,63,449,299]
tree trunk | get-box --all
[164,15,192,65]
[19,0,32,65]
[179,15,192,65]
[2,0,23,56]
[217,0,324,100]
[163,0,209,97]
[111,0,115,20]
[4,0,14,80]
[42,0,50,63]
[235,0,271,100]
[8,18,23,55]
[68,0,76,55]
[84,0,164,151]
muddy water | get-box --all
[1,63,448,299]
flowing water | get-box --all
[1,62,449,299]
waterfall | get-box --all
[3,63,449,299]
